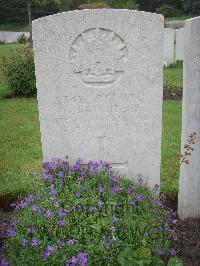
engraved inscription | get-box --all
[69,28,128,85]
[53,92,150,134]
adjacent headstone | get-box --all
[176,28,184,61]
[164,28,175,66]
[178,16,200,219]
[33,9,164,188]
[0,32,30,43]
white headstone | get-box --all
[33,10,164,188]
[0,32,30,43]
[178,16,200,219]
[176,28,184,61]
[164,28,175,66]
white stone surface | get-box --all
[176,27,184,61]
[164,28,175,66]
[178,16,200,219]
[33,9,164,188]
[0,31,30,43]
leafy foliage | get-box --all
[156,4,184,17]
[17,33,30,44]
[181,0,200,15]
[2,47,36,96]
[3,158,179,265]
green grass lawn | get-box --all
[0,22,29,32]
[163,66,183,91]
[0,44,182,197]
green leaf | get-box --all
[151,254,165,266]
[167,257,184,266]
[118,247,152,266]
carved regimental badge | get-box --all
[69,28,128,85]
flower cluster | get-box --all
[4,157,178,265]
[177,132,197,165]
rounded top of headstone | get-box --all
[32,9,164,26]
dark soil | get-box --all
[163,193,200,266]
[163,87,182,100]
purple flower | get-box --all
[112,217,121,223]
[27,227,35,234]
[12,220,17,227]
[106,243,110,250]
[27,195,37,203]
[78,252,87,266]
[170,248,176,256]
[57,220,65,227]
[109,168,114,175]
[149,196,156,205]
[7,228,16,237]
[45,210,54,219]
[61,160,68,170]
[130,200,135,206]
[81,167,87,178]
[159,216,164,222]
[110,226,116,232]
[31,239,39,247]
[136,194,144,202]
[41,173,54,181]
[90,164,99,175]
[76,192,81,198]
[41,246,54,259]
[110,185,122,195]
[57,240,65,248]
[109,177,119,184]
[97,186,105,193]
[98,200,105,209]
[67,239,76,245]
[58,171,64,178]
[70,256,78,265]
[19,201,28,209]
[46,245,54,254]
[112,236,117,242]
[127,187,135,194]
[32,205,39,212]
[173,232,178,241]
[22,239,29,246]
[53,201,60,207]
[58,208,68,218]
[155,248,163,255]
[37,210,43,216]
[100,161,109,168]
[0,259,9,266]
[72,205,79,212]
[50,184,57,196]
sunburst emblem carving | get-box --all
[69,28,128,85]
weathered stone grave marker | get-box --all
[176,27,184,61]
[164,28,175,66]
[178,16,200,219]
[33,10,163,188]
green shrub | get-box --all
[156,5,184,18]
[17,34,29,44]
[3,158,178,265]
[2,47,36,96]
[0,40,6,45]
